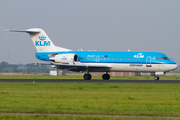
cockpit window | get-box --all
[159,57,163,60]
[163,57,169,60]
[156,57,170,60]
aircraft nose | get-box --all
[175,64,178,69]
[172,63,178,70]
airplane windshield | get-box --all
[163,57,169,60]
[156,57,170,60]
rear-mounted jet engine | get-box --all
[50,54,78,64]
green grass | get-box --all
[0,82,180,117]
[0,74,180,80]
[0,115,177,120]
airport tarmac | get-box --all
[0,79,180,83]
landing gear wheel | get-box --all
[102,74,110,80]
[84,74,91,80]
[154,76,159,80]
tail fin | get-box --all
[6,28,71,52]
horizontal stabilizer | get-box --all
[5,29,40,33]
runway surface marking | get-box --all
[1,113,180,119]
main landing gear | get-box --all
[83,73,111,80]
[84,74,92,80]
[102,73,110,80]
[154,76,159,80]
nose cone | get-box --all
[171,63,178,71]
[173,64,178,70]
[165,60,178,71]
[174,64,178,70]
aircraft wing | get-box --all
[53,63,111,72]
[35,62,111,72]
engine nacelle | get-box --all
[50,54,78,64]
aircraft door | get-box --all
[146,56,152,67]
[96,55,100,62]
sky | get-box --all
[0,0,179,64]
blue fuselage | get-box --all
[35,51,176,65]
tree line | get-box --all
[0,61,51,73]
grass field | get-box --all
[1,115,178,120]
[0,82,180,118]
[0,115,177,120]
[0,73,180,80]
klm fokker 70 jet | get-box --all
[7,28,177,80]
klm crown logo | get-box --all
[35,35,50,46]
[62,56,67,60]
[39,35,46,40]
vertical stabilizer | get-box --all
[7,28,71,52]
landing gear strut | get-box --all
[154,76,159,80]
[102,74,110,80]
[84,74,91,80]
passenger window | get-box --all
[125,58,127,60]
[120,58,121,60]
[115,58,116,60]
[117,58,119,60]
[106,58,108,60]
[122,58,124,60]
[83,58,84,60]
[156,57,158,60]
[93,58,95,60]
[109,58,110,60]
[130,58,132,60]
[101,58,102,60]
[128,58,129,60]
[112,58,113,60]
[104,58,105,60]
[136,59,137,60]
[138,59,140,60]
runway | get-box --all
[0,79,180,83]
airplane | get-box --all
[6,28,177,80]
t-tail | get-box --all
[6,28,71,52]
